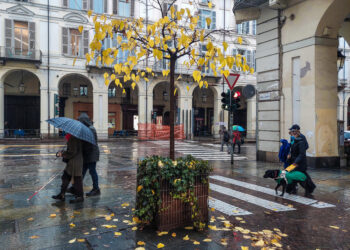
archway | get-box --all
[58,74,94,123]
[3,70,40,137]
[192,86,214,137]
[108,80,139,136]
[152,81,179,125]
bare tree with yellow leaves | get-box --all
[85,0,253,159]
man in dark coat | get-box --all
[288,129,316,195]
[78,113,100,196]
[289,124,309,150]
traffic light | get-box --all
[221,91,230,110]
[232,91,241,110]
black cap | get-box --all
[289,124,300,131]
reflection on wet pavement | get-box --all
[0,140,349,249]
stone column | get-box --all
[93,91,108,139]
[246,97,256,139]
[0,82,4,138]
[212,96,221,138]
[40,87,49,137]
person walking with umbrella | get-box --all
[78,113,100,196]
[53,133,84,203]
[47,117,97,203]
[232,125,244,154]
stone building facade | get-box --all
[0,0,257,139]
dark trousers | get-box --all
[232,142,241,154]
[82,162,99,190]
[61,171,83,197]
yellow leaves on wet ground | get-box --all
[114,232,122,237]
[183,235,190,241]
[27,217,34,221]
[131,226,138,231]
[135,248,145,250]
[69,223,76,228]
[137,241,145,246]
[102,224,117,229]
[91,227,97,231]
[30,235,40,239]
[193,240,200,245]
[68,238,76,244]
[241,247,249,250]
[220,238,228,246]
[49,214,56,218]
[184,226,193,230]
[171,232,176,237]
[157,243,165,248]
[157,231,168,236]
[329,225,340,229]
[121,202,130,208]
[203,238,212,242]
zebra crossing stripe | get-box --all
[210,183,296,212]
[210,175,335,208]
[209,197,252,216]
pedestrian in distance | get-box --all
[232,130,242,154]
[219,126,230,153]
[52,133,84,203]
[78,113,101,196]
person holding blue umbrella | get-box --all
[232,125,245,154]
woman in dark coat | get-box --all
[52,134,84,203]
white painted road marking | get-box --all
[210,175,335,208]
[210,183,296,212]
[209,197,252,216]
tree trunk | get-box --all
[169,57,176,160]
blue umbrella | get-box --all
[232,125,245,132]
[46,117,96,145]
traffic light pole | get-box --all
[229,90,234,165]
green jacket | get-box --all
[276,170,306,184]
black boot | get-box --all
[67,186,76,195]
[69,196,84,204]
[52,193,65,201]
[86,189,101,197]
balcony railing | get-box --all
[0,47,42,64]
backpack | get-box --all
[223,131,229,142]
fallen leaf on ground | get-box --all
[113,219,119,222]
[171,233,176,237]
[70,223,76,228]
[241,247,249,250]
[235,217,243,221]
[208,225,218,231]
[184,226,193,230]
[157,243,165,248]
[243,235,251,239]
[210,207,215,211]
[77,239,85,243]
[49,214,56,218]
[183,235,190,240]
[30,235,40,239]
[27,217,34,221]
[264,211,271,215]
[233,210,239,213]
[135,248,145,250]
[73,211,81,215]
[240,221,246,223]
[193,241,200,245]
[221,239,227,246]
[84,232,90,235]
[254,239,264,247]
[242,229,250,234]
[157,231,168,236]
[114,232,122,236]
[68,238,76,244]
[123,220,131,224]
[217,216,226,220]
[105,216,112,221]
[102,224,117,228]
[203,238,212,242]
[132,226,138,231]
[329,225,340,229]
[137,241,145,246]
[91,227,97,231]
[121,202,130,207]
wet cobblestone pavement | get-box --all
[0,140,350,249]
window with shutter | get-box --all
[62,0,68,7]
[199,10,216,30]
[83,0,88,10]
[89,0,94,10]
[211,11,216,29]
[83,30,89,55]
[130,0,135,17]
[70,0,82,9]
[62,27,68,55]
[246,50,251,68]
[104,0,108,13]
[29,22,35,50]
[252,20,257,35]
[5,19,13,49]
[113,0,118,14]
[119,0,131,17]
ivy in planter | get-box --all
[134,155,212,230]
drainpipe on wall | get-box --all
[145,0,148,137]
[47,0,51,138]
[278,9,284,142]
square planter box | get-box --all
[155,175,209,231]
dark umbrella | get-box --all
[46,117,96,145]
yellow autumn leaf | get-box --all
[70,223,76,228]
[68,238,76,244]
[162,69,170,77]
[77,239,85,243]
[238,36,243,45]
[30,235,40,239]
[177,75,182,80]
[241,247,249,250]
[171,232,176,237]
[131,82,136,90]
[102,224,117,228]
[329,225,340,229]
[183,235,189,240]
[87,10,93,17]
[103,72,109,79]
[72,58,77,66]
[206,17,211,28]
[78,26,83,33]
[27,217,34,221]
[186,86,190,92]
[223,41,228,52]
[137,241,145,246]
[203,238,212,242]
[193,241,200,245]
[157,231,168,236]
[250,68,255,74]
[84,232,90,235]
[105,216,112,221]
[184,226,193,230]
[114,232,122,236]
[91,227,97,231]
[157,243,165,248]
[132,226,138,231]
[135,248,145,250]
[208,1,213,8]
[49,214,56,218]
[144,77,149,82]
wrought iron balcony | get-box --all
[0,47,42,65]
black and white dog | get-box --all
[263,169,311,197]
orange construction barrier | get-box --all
[138,123,185,140]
